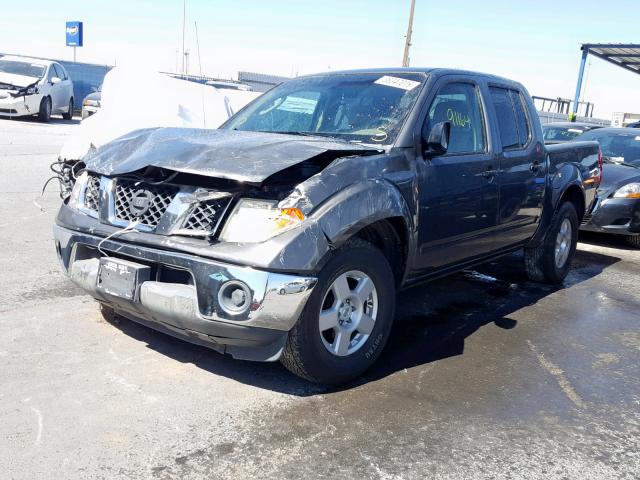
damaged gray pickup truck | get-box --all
[54,68,601,384]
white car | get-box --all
[0,55,74,122]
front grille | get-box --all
[114,179,177,228]
[84,174,101,211]
[183,199,229,234]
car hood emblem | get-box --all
[129,189,154,216]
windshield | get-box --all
[576,130,640,166]
[224,72,427,145]
[543,126,587,142]
[0,60,46,79]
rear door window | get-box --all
[490,87,531,150]
[489,87,519,149]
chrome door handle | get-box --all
[482,168,498,179]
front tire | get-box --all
[38,97,51,122]
[281,239,395,385]
[524,201,579,284]
[62,98,73,120]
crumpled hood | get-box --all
[84,127,380,184]
[0,72,39,89]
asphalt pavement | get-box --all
[0,117,638,479]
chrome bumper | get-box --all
[54,225,317,359]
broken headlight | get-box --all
[67,171,88,209]
[10,85,39,97]
[219,198,305,243]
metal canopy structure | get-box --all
[572,43,640,118]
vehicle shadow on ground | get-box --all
[579,231,639,252]
[102,249,620,396]
[2,116,80,125]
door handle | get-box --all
[482,168,498,179]
[529,160,541,173]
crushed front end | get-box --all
[54,170,317,361]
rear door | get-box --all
[487,86,546,248]
[414,78,500,273]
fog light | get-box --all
[218,280,251,314]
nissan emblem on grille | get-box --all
[129,189,154,217]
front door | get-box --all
[46,65,62,111]
[414,80,499,273]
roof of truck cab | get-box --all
[297,67,524,86]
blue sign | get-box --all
[66,21,83,47]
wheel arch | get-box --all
[312,179,414,285]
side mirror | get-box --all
[51,77,62,85]
[423,121,451,157]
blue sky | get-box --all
[2,0,639,118]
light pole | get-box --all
[402,0,416,67]
[182,0,186,75]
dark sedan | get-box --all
[542,122,602,144]
[574,128,640,247]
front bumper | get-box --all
[0,93,41,117]
[81,105,99,119]
[54,225,317,361]
[581,197,640,235]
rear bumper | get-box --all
[580,197,640,235]
[54,225,317,361]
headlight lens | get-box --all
[219,199,305,243]
[67,172,88,209]
[613,183,640,199]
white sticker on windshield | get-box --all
[374,75,421,91]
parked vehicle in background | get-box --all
[206,80,253,91]
[82,88,101,119]
[573,127,640,247]
[53,68,601,384]
[0,55,74,122]
[542,122,602,144]
[626,121,640,128]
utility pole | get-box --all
[194,21,202,76]
[181,0,186,75]
[402,0,416,67]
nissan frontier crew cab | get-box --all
[53,68,601,384]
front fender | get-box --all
[313,178,413,247]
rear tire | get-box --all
[38,97,51,122]
[626,235,640,248]
[281,238,395,385]
[525,201,579,284]
[62,98,73,120]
